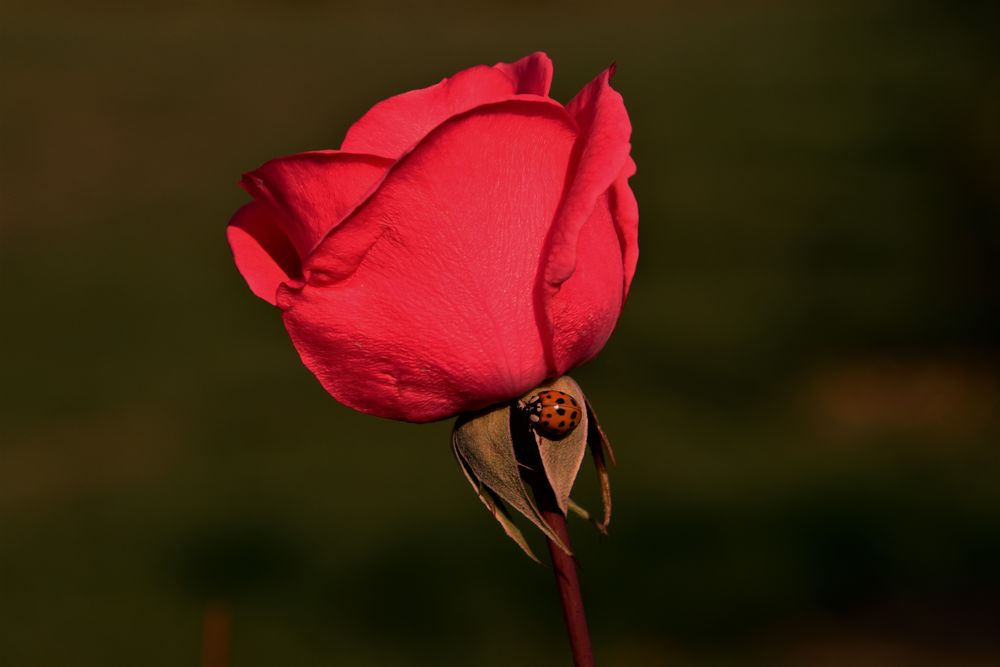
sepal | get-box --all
[451,376,616,558]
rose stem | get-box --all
[532,479,596,667]
[200,600,231,667]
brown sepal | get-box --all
[452,404,571,555]
[585,399,616,534]
[451,376,617,558]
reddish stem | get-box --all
[200,601,231,667]
[514,409,595,665]
[537,497,595,666]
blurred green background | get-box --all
[2,1,998,665]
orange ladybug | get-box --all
[523,390,581,439]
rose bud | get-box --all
[227,52,637,423]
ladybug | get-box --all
[523,390,582,439]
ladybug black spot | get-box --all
[556,397,565,404]
[570,398,578,406]
[556,407,565,415]
[570,411,578,419]
[559,420,566,427]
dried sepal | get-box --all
[452,405,570,555]
[519,376,590,516]
[452,377,618,559]
[452,441,541,562]
[568,496,614,534]
[585,399,615,534]
[567,498,591,522]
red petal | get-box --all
[340,53,554,160]
[226,202,301,306]
[541,66,632,290]
[537,66,633,374]
[280,99,577,422]
[492,51,553,96]
[547,191,625,374]
[241,151,392,258]
[612,156,639,300]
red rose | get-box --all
[227,53,637,422]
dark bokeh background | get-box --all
[2,1,999,665]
